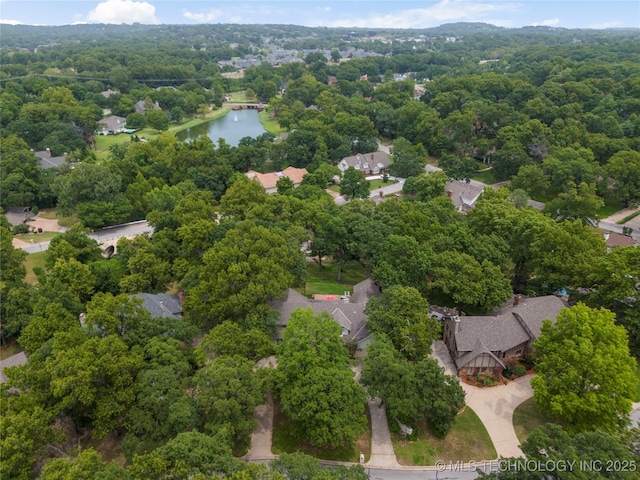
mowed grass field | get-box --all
[393,408,496,465]
[300,260,369,297]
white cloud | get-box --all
[183,9,224,22]
[323,0,520,29]
[532,18,560,27]
[85,0,159,24]
[0,18,24,25]
[588,21,621,29]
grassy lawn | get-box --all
[94,133,131,161]
[512,398,560,444]
[94,109,230,159]
[393,408,496,466]
[634,359,640,402]
[37,208,79,228]
[471,166,498,185]
[300,260,369,297]
[272,400,371,462]
[618,210,640,225]
[258,109,285,135]
[15,231,60,243]
[369,179,396,190]
[24,251,47,284]
[229,90,257,103]
[597,201,623,219]
[327,185,341,193]
[530,192,554,205]
[0,340,24,360]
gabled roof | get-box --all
[272,278,381,342]
[445,181,483,211]
[98,115,126,132]
[3,206,34,226]
[455,339,505,371]
[135,100,160,114]
[338,152,390,171]
[246,166,308,190]
[0,351,27,383]
[133,293,182,318]
[454,295,566,353]
[34,150,67,169]
[605,232,637,248]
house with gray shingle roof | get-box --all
[133,293,183,319]
[97,115,127,135]
[338,152,390,176]
[1,351,27,384]
[34,149,68,169]
[442,295,567,375]
[272,278,380,352]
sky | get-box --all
[0,0,639,30]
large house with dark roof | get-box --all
[34,149,68,169]
[338,152,390,176]
[272,278,381,351]
[133,293,183,319]
[442,295,567,375]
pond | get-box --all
[175,109,267,147]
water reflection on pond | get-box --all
[176,109,267,147]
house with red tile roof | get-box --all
[246,166,308,194]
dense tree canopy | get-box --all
[531,303,637,433]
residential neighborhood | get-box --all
[2,12,640,480]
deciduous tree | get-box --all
[531,303,637,433]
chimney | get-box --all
[178,291,184,306]
[79,312,86,327]
[452,314,460,333]
[514,294,522,307]
[46,147,51,158]
[446,190,453,198]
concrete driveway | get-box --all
[367,398,401,468]
[241,392,277,461]
[431,340,532,458]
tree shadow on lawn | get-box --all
[392,408,496,466]
[271,399,371,463]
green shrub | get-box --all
[13,223,30,234]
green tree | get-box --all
[0,401,63,480]
[145,109,169,132]
[39,448,124,480]
[510,164,550,197]
[389,137,427,178]
[364,285,440,360]
[127,430,242,479]
[276,175,294,195]
[544,182,603,225]
[531,303,637,433]
[361,335,422,425]
[184,220,304,327]
[429,251,512,312]
[191,355,265,442]
[402,171,448,201]
[276,308,367,448]
[197,320,274,361]
[340,167,370,200]
[606,150,640,207]
[482,423,640,480]
[438,153,477,183]
[47,334,143,438]
[362,336,464,435]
